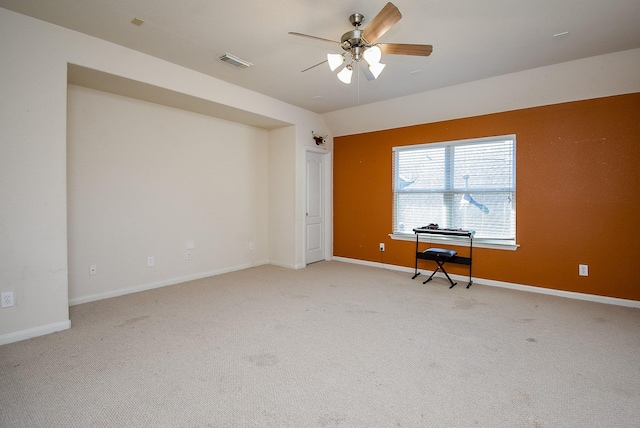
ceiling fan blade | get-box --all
[301,59,328,73]
[288,32,340,45]
[362,2,402,44]
[380,43,433,56]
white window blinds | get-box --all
[393,135,516,240]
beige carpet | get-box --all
[1,261,639,427]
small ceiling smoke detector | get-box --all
[131,17,145,26]
[218,53,253,69]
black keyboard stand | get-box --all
[412,228,474,288]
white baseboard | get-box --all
[0,320,71,346]
[269,261,304,270]
[69,261,269,306]
[332,256,640,308]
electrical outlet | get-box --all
[186,252,192,260]
[249,242,255,251]
[147,256,155,267]
[89,264,97,276]
[379,243,385,251]
[1,292,15,308]
[579,264,589,276]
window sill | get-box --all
[389,233,519,251]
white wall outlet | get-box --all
[147,256,155,267]
[379,243,385,251]
[249,242,255,251]
[1,292,15,308]
[186,252,192,260]
[579,264,589,276]
[89,264,97,276]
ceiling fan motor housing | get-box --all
[341,13,371,60]
[341,29,368,58]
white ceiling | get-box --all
[2,0,640,114]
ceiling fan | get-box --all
[289,2,433,84]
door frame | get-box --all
[305,147,330,265]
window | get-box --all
[393,135,516,241]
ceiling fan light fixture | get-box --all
[337,64,353,84]
[368,62,386,79]
[290,3,433,84]
[363,45,382,65]
[327,53,344,71]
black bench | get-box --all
[420,248,458,288]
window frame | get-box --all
[391,135,518,250]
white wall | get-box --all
[268,126,297,268]
[0,8,331,344]
[67,85,270,304]
[0,9,70,342]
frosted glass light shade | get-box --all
[368,62,386,79]
[363,45,382,65]
[337,65,353,84]
[327,53,344,71]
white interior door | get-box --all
[306,151,324,264]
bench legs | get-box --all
[423,260,458,288]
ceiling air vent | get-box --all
[218,53,253,69]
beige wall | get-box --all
[67,85,270,304]
[267,126,295,268]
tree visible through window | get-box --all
[393,135,516,240]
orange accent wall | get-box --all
[333,93,640,301]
